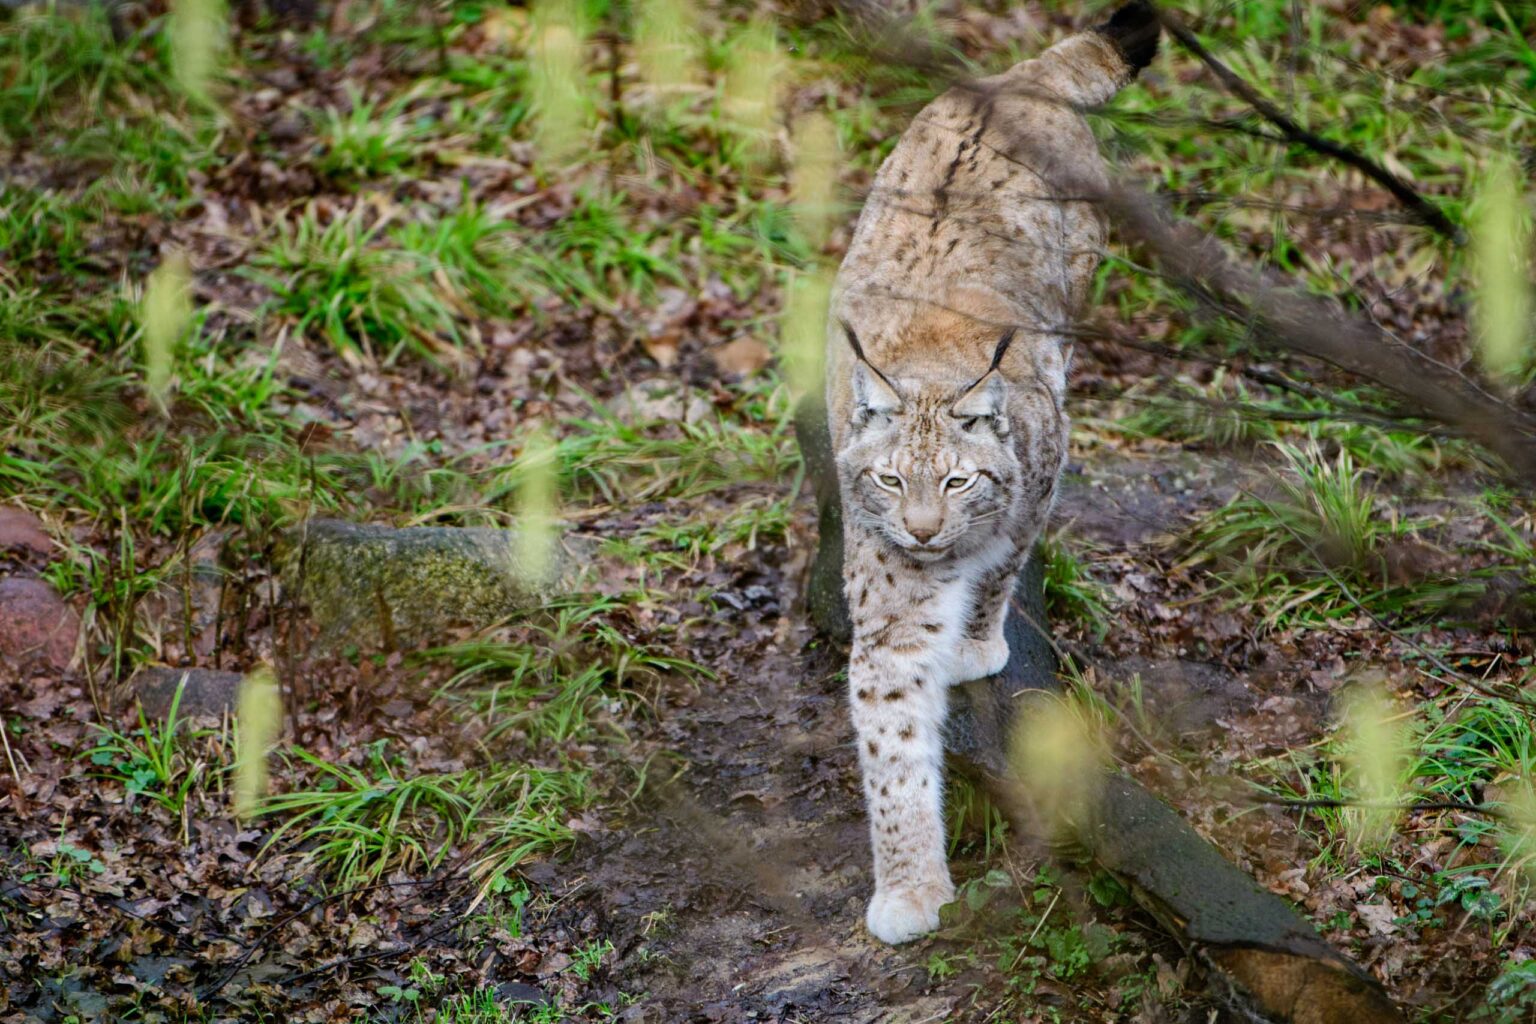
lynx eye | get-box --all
[876,473,903,489]
[944,474,974,492]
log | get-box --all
[793,396,1402,1023]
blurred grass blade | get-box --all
[721,16,783,167]
[635,0,700,97]
[529,0,591,165]
[779,266,831,401]
[142,251,192,413]
[514,428,559,586]
[1501,778,1536,886]
[1472,157,1533,381]
[170,0,227,103]
[234,665,283,821]
[1338,681,1409,851]
[790,112,838,251]
[1008,693,1109,837]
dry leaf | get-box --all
[711,336,772,377]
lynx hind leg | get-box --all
[848,642,955,943]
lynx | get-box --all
[824,3,1158,944]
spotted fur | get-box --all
[824,23,1147,945]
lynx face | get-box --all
[839,370,1021,562]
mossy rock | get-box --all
[277,519,593,652]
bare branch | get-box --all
[1098,180,1536,478]
[1153,5,1466,243]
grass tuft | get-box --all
[250,204,462,364]
[257,745,584,893]
[1183,441,1404,629]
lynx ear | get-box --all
[842,320,903,426]
[951,327,1015,435]
[950,371,1009,435]
[852,361,903,423]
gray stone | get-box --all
[131,666,245,719]
[277,519,592,652]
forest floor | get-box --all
[3,1,1536,1022]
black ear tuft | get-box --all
[1093,0,1160,75]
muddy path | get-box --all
[553,448,1291,1022]
[548,430,1477,1023]
[569,618,963,1022]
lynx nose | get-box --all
[907,522,940,544]
[906,503,943,544]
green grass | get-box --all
[247,180,774,363]
[0,185,96,274]
[390,199,548,319]
[556,400,799,503]
[1040,534,1112,638]
[608,495,791,568]
[1100,370,1458,479]
[0,6,171,142]
[945,774,1010,862]
[1182,441,1417,630]
[1109,373,1281,449]
[424,596,705,744]
[85,679,227,826]
[314,85,432,181]
[256,743,584,893]
[0,331,129,446]
[249,204,464,364]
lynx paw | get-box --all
[952,636,1009,684]
[865,877,955,944]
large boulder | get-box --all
[277,519,593,652]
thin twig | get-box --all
[1154,6,1465,243]
[1255,795,1504,819]
[0,725,22,788]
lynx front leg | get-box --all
[848,642,954,943]
[950,549,1026,684]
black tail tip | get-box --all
[1093,0,1160,74]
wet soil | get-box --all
[553,448,1307,1022]
[570,623,964,1023]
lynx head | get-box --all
[838,323,1023,562]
